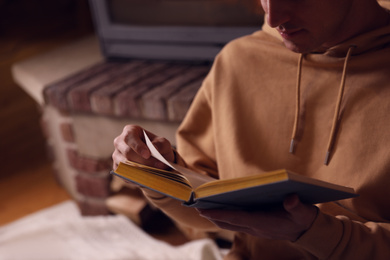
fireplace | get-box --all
[10,0,263,219]
[89,0,263,61]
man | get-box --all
[112,0,390,259]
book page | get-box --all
[143,130,215,188]
[143,130,175,168]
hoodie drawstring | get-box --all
[324,46,355,165]
[289,53,304,154]
[289,46,355,165]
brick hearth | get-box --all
[44,59,209,216]
[12,36,211,223]
[44,60,209,121]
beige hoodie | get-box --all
[145,1,390,259]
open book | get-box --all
[111,131,358,209]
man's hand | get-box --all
[112,125,174,170]
[197,194,318,241]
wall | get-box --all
[0,0,92,177]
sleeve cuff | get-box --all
[294,211,344,259]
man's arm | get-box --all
[112,124,222,238]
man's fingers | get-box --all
[112,149,126,170]
[283,194,318,234]
[112,125,174,170]
[122,125,151,159]
[151,137,175,161]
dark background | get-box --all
[0,0,93,176]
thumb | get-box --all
[283,194,301,212]
[283,194,318,229]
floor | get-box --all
[0,159,71,225]
[0,0,92,226]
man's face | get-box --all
[260,0,353,53]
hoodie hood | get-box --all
[261,0,390,164]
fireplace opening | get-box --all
[89,0,264,61]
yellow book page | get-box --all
[143,130,215,188]
[124,161,189,185]
[115,162,193,201]
[194,169,289,199]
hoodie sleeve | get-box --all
[295,208,390,259]
[141,186,221,239]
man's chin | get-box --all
[283,42,305,53]
[283,40,316,54]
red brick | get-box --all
[113,64,186,117]
[90,61,160,116]
[43,62,117,112]
[75,173,111,198]
[67,63,140,113]
[140,66,208,120]
[60,122,75,143]
[66,148,111,173]
[76,198,110,216]
[167,78,203,122]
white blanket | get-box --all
[0,201,225,260]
